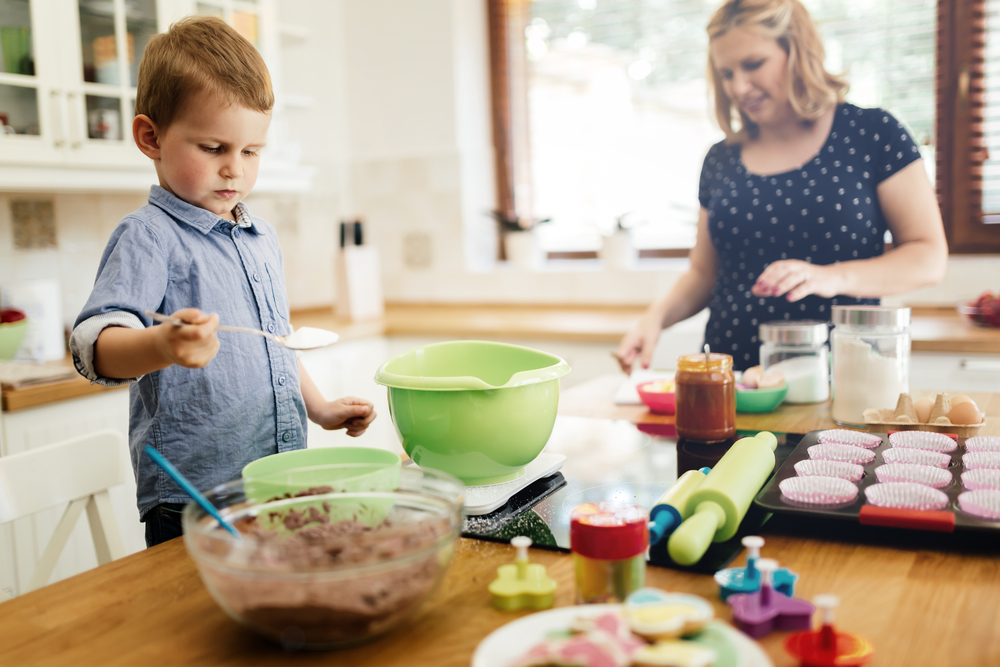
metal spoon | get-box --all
[144,310,339,351]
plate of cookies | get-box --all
[472,590,772,667]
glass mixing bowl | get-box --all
[182,466,464,649]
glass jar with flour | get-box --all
[830,306,910,426]
[759,320,830,404]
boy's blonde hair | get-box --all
[135,16,273,129]
[707,0,849,143]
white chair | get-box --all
[0,429,127,601]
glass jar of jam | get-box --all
[674,353,736,442]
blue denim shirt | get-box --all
[70,186,307,518]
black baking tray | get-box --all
[755,429,1000,533]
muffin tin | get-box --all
[755,430,1000,533]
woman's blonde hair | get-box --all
[707,0,849,143]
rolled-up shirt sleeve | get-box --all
[70,215,169,386]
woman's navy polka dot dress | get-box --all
[698,103,921,371]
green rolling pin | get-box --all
[667,432,778,566]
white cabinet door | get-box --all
[0,0,70,165]
[910,352,1000,394]
[0,389,143,598]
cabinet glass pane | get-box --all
[0,82,38,134]
[85,95,122,140]
[0,0,34,76]
[126,0,157,87]
[196,3,222,19]
[79,0,118,84]
[233,11,257,46]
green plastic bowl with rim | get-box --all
[374,340,571,485]
[241,447,401,506]
[736,384,788,413]
[0,319,28,359]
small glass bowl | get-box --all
[183,466,464,650]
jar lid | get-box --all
[831,305,910,328]
[759,320,829,345]
[676,352,733,372]
[570,502,648,560]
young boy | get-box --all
[70,16,375,548]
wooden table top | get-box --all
[4,380,1000,666]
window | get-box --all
[940,0,1000,252]
[488,0,1000,256]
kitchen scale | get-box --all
[461,452,568,516]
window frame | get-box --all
[488,0,1000,259]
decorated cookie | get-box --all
[512,611,646,667]
[624,589,714,641]
[632,640,717,667]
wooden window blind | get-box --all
[940,0,1000,252]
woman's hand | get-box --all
[310,397,377,436]
[751,260,843,302]
[616,310,665,374]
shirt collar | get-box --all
[148,185,266,236]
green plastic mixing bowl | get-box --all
[374,341,571,485]
[241,447,401,505]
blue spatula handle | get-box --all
[143,445,241,539]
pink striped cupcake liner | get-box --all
[887,431,957,453]
[816,429,883,449]
[794,459,865,482]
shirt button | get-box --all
[268,323,275,333]
[282,432,291,443]
[253,273,260,281]
[233,229,240,239]
[278,376,286,385]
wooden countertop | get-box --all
[3,303,998,412]
[559,373,1000,437]
[3,389,1000,665]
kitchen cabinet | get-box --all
[910,351,1000,394]
[0,0,314,193]
[0,389,141,599]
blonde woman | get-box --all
[617,0,947,372]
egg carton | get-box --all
[863,392,986,438]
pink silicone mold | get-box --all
[807,444,876,465]
[880,447,951,468]
[873,463,951,488]
[961,468,1000,491]
[965,436,1000,453]
[887,431,957,453]
[816,429,883,449]
[793,459,865,482]
[963,451,1000,470]
[957,490,1000,520]
[864,482,949,511]
[780,476,859,505]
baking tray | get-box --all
[755,429,1000,533]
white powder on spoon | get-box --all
[282,327,339,350]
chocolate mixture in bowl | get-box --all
[197,489,457,648]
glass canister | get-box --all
[570,502,648,604]
[759,320,830,404]
[830,305,911,426]
[674,352,736,443]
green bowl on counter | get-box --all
[241,446,401,505]
[0,319,28,359]
[374,340,571,485]
[736,384,788,413]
